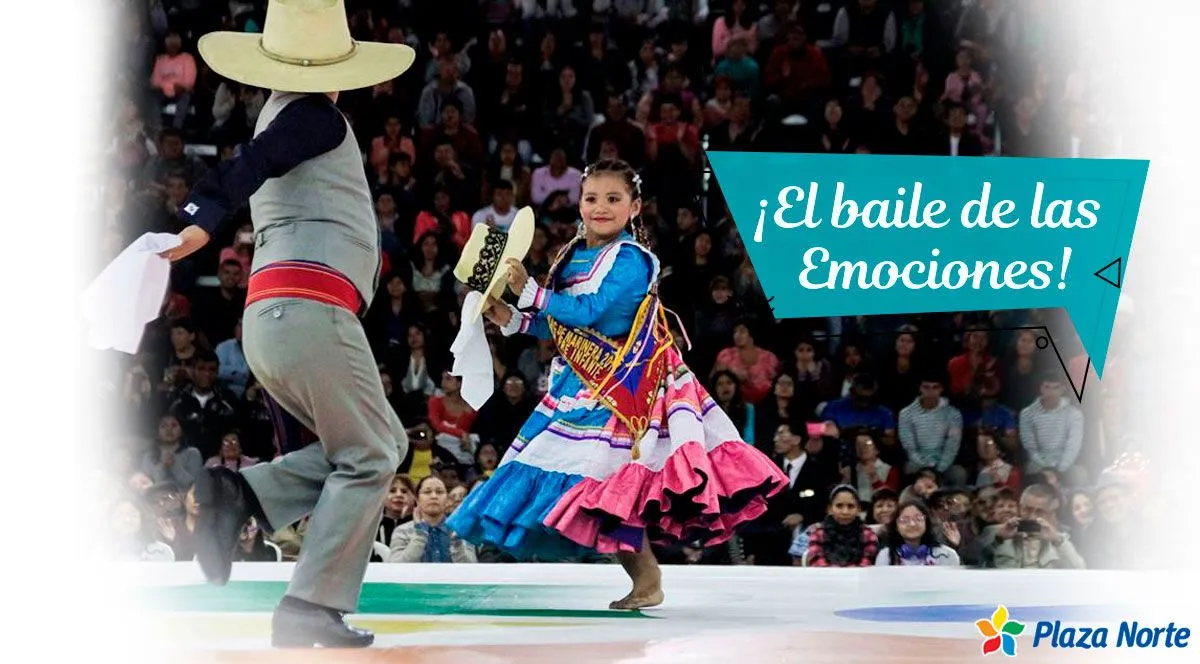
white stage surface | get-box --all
[116,562,1197,662]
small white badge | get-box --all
[184,203,199,215]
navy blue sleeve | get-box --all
[177,94,348,235]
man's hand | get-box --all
[160,225,211,262]
[997,516,1019,540]
[782,513,804,529]
[1037,518,1063,545]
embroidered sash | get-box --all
[544,239,672,458]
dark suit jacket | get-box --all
[767,442,843,528]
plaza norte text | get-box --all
[1032,621,1191,649]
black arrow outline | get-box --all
[1093,257,1123,289]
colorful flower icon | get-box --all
[976,605,1025,656]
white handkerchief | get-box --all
[81,232,182,355]
[450,291,495,409]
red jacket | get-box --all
[764,44,831,102]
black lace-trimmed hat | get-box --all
[453,206,535,322]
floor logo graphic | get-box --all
[977,605,1025,656]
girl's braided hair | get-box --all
[580,158,652,247]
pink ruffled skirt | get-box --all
[446,348,788,558]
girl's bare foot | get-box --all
[608,586,664,611]
[610,559,663,610]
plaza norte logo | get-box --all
[976,605,1025,656]
[976,605,1193,654]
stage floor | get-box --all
[121,562,1196,662]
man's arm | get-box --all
[176,94,348,239]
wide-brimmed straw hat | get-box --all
[197,0,416,93]
[453,207,536,323]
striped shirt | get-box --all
[898,397,963,471]
[1018,398,1084,471]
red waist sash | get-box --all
[245,260,363,314]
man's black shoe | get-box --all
[192,467,252,585]
[271,598,375,648]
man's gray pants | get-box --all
[241,297,407,613]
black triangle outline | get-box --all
[1093,257,1123,289]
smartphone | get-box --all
[806,422,824,438]
[1017,519,1041,534]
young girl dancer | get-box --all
[447,159,788,609]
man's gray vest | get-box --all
[249,91,380,310]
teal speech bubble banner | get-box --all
[706,152,1149,378]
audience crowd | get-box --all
[97,0,1157,570]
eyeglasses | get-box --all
[897,516,926,526]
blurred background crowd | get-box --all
[96,0,1159,569]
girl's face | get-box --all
[715,375,736,401]
[1072,493,1094,527]
[913,475,938,497]
[387,480,414,514]
[825,100,843,124]
[829,490,860,525]
[441,371,461,393]
[711,285,732,304]
[170,327,194,350]
[966,329,988,352]
[774,374,795,399]
[977,435,999,462]
[991,499,1019,524]
[387,275,406,299]
[895,333,915,357]
[795,342,815,363]
[659,102,680,123]
[478,444,499,469]
[185,486,199,516]
[500,143,517,164]
[434,191,451,212]
[581,173,639,240]
[843,345,862,367]
[856,436,878,463]
[158,416,182,444]
[417,477,448,517]
[421,235,439,261]
[407,326,425,349]
[694,233,712,256]
[896,506,927,541]
[639,40,655,63]
[220,436,241,459]
[559,66,576,90]
[1016,331,1036,357]
[873,499,897,525]
[1096,486,1127,523]
[385,117,401,137]
[447,485,468,512]
[732,324,750,347]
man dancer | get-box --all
[159,0,415,648]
